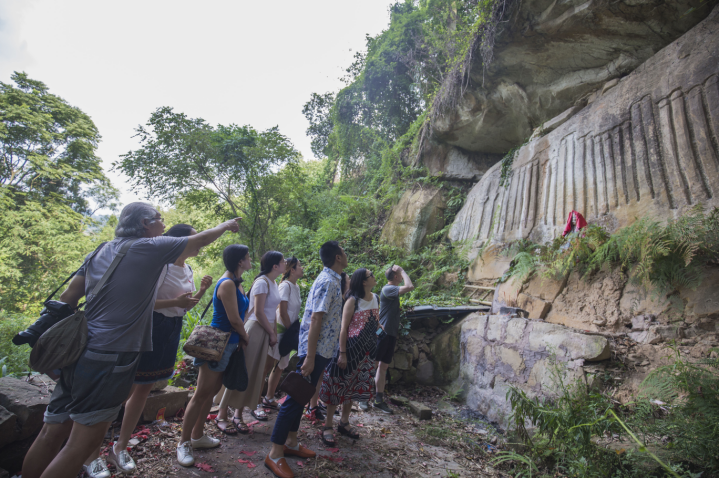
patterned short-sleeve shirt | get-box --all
[298,267,343,359]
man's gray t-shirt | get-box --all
[379,285,401,337]
[77,236,188,352]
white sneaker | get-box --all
[177,440,195,467]
[191,434,221,449]
[107,442,136,474]
[83,457,111,478]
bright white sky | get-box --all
[0,0,396,207]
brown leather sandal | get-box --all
[232,417,250,434]
[214,417,238,435]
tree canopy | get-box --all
[115,107,301,254]
[0,71,118,214]
[0,72,117,313]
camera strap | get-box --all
[43,242,108,305]
[87,238,139,301]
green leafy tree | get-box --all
[0,72,118,313]
[0,71,118,214]
[115,107,300,253]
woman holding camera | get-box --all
[177,244,252,467]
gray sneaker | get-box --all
[83,457,111,478]
[107,442,136,474]
[359,401,370,411]
[373,400,394,414]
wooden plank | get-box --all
[464,285,495,291]
[469,299,492,306]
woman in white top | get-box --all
[216,250,285,431]
[263,257,304,408]
[83,224,213,478]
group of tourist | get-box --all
[21,202,414,478]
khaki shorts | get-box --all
[44,349,140,427]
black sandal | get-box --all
[232,417,250,434]
[337,421,360,439]
[320,426,336,447]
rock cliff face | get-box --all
[430,0,717,155]
[381,1,719,425]
[380,186,446,252]
[450,7,719,253]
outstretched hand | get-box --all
[222,218,242,233]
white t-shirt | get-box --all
[246,276,281,324]
[356,294,378,312]
[155,264,196,318]
[275,281,301,327]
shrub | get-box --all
[0,312,33,377]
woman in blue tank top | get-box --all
[177,245,252,465]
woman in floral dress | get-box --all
[319,268,378,445]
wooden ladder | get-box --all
[464,284,494,306]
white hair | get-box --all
[115,202,158,237]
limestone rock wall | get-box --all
[380,186,446,252]
[431,0,716,154]
[450,7,719,250]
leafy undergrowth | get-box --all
[0,311,33,377]
[496,350,719,478]
[499,205,719,297]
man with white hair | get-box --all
[22,202,241,478]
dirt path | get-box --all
[96,387,505,478]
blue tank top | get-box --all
[211,277,249,344]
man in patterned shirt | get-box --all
[265,241,347,478]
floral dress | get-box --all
[319,294,379,405]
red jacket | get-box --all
[562,210,587,237]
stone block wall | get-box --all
[439,313,609,426]
[449,7,719,254]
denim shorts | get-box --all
[45,349,141,426]
[193,342,238,373]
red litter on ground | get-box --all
[239,450,257,456]
[195,462,215,472]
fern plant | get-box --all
[637,346,719,471]
[502,206,719,298]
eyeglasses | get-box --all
[149,216,164,224]
[366,271,374,279]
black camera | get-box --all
[12,300,76,347]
